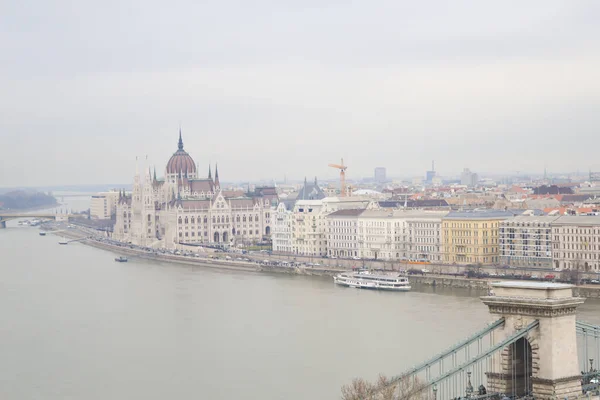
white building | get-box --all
[551,216,600,271]
[499,216,558,269]
[114,130,277,249]
[392,210,448,262]
[358,210,395,260]
[272,195,371,256]
[90,191,120,219]
[326,209,362,258]
[272,202,292,253]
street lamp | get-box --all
[432,383,437,400]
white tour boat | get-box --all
[334,270,411,291]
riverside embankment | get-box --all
[51,224,600,298]
[51,227,346,276]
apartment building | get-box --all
[499,216,559,268]
[552,216,600,271]
[326,209,362,258]
[442,210,514,265]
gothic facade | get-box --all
[113,130,278,249]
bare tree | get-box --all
[341,374,429,400]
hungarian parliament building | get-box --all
[113,131,278,249]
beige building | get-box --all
[90,191,120,219]
[442,210,514,265]
[551,216,600,271]
[499,216,558,268]
[291,200,327,256]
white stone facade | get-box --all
[113,132,276,249]
[326,209,362,258]
[392,210,447,262]
[358,210,395,260]
[272,202,292,253]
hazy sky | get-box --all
[2,0,600,187]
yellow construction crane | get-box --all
[328,158,348,197]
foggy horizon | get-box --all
[2,1,600,187]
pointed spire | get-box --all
[215,163,220,188]
[314,176,318,186]
[178,127,184,151]
[153,167,157,182]
[303,177,307,200]
[208,164,212,180]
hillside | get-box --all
[0,191,58,210]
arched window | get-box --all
[217,216,221,223]
[185,217,188,224]
[212,216,216,223]
[243,216,247,222]
[255,215,259,222]
[226,216,229,223]
[236,216,240,222]
[204,217,207,223]
[148,214,151,222]
[191,217,195,224]
[178,217,182,224]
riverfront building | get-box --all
[392,210,447,263]
[114,130,277,249]
[551,215,600,271]
[272,202,292,253]
[499,216,559,269]
[442,210,515,265]
[326,209,362,258]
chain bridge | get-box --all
[384,281,600,400]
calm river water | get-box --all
[2,208,600,399]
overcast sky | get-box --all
[1,0,599,187]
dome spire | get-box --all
[208,164,212,180]
[178,127,184,151]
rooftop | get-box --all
[553,215,600,226]
[444,210,517,220]
[490,281,573,289]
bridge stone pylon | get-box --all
[481,281,585,399]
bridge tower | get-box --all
[482,281,585,399]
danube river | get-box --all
[2,221,600,399]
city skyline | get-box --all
[2,1,600,187]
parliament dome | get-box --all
[166,130,196,175]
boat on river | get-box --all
[39,232,46,236]
[334,270,411,291]
[114,256,128,262]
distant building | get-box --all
[374,167,387,182]
[461,168,479,187]
[90,191,120,219]
[425,160,436,183]
[499,216,559,269]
